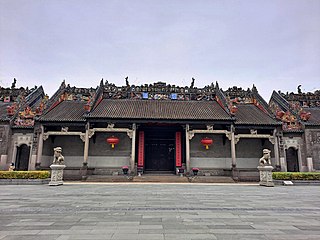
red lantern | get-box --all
[106,136,119,149]
[201,137,213,150]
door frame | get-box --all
[285,147,299,172]
[137,125,184,172]
[15,144,31,171]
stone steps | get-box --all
[85,175,132,182]
[85,174,235,183]
[133,175,189,183]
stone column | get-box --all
[230,126,238,180]
[273,130,280,171]
[280,157,287,172]
[83,124,90,165]
[130,124,136,172]
[36,126,44,169]
[81,123,90,180]
[280,145,287,171]
[298,147,303,172]
[11,142,17,165]
[231,126,236,168]
[185,124,190,172]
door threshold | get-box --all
[144,171,176,175]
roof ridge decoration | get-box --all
[269,89,313,131]
[14,106,35,126]
[13,85,47,127]
[270,90,290,112]
[1,78,31,103]
[25,86,44,103]
[223,85,271,116]
[86,78,104,113]
[279,87,320,108]
[45,80,67,113]
[251,84,271,115]
[101,78,218,102]
[6,102,18,117]
[1,78,33,120]
[0,79,47,126]
[214,81,230,114]
[45,80,97,114]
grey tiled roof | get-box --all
[40,101,86,122]
[303,108,320,126]
[88,99,231,121]
[0,102,11,121]
[235,104,280,126]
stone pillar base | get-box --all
[231,166,239,181]
[280,157,286,172]
[257,166,274,187]
[307,157,314,172]
[0,155,8,170]
[35,162,41,170]
[49,164,66,186]
[80,163,88,181]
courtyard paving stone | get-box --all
[0,183,319,240]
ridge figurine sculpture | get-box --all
[49,147,66,186]
[257,149,274,187]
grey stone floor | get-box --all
[0,183,319,240]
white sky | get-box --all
[0,0,319,100]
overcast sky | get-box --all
[0,0,319,100]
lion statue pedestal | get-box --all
[49,164,66,186]
[257,149,274,187]
[49,147,66,186]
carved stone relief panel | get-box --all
[305,129,320,170]
[308,130,320,146]
[14,134,32,147]
[312,148,320,170]
[283,138,300,150]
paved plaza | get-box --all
[0,183,319,240]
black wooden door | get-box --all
[16,144,30,171]
[286,147,299,172]
[145,140,174,171]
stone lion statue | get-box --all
[259,149,271,166]
[53,147,64,165]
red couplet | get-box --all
[138,131,144,167]
[175,132,182,167]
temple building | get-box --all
[269,88,320,172]
[0,79,46,171]
[0,78,318,180]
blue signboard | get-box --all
[171,93,177,100]
[142,92,148,99]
